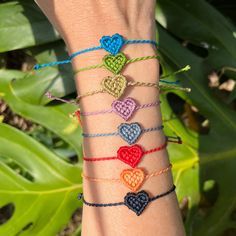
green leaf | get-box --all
[156,17,236,236]
[0,1,59,52]
[0,69,82,158]
[0,66,83,235]
[156,0,236,49]
[156,0,236,78]
[0,123,82,236]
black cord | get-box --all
[149,185,176,202]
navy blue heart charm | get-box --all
[118,123,142,145]
[124,190,149,216]
[100,33,125,55]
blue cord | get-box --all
[69,46,102,59]
[159,80,180,85]
[125,39,157,47]
[33,59,71,70]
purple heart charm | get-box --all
[100,33,125,55]
[112,97,137,121]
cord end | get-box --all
[78,193,83,200]
[34,64,40,70]
[183,65,191,72]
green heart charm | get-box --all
[103,52,127,74]
[101,75,127,98]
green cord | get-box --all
[160,65,191,79]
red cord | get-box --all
[143,142,167,155]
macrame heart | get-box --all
[103,52,127,74]
[100,33,124,55]
[101,75,127,98]
[112,97,137,121]
[120,168,145,192]
[118,123,142,145]
[124,190,149,216]
[117,144,144,168]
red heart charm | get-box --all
[117,145,144,168]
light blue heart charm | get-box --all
[118,123,142,145]
[100,33,125,55]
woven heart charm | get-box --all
[120,168,145,192]
[124,190,149,216]
[103,52,127,74]
[117,144,144,168]
[101,75,127,98]
[112,97,137,121]
[118,123,142,145]
[100,33,125,55]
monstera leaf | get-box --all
[1,0,236,235]
[156,1,236,235]
[0,70,82,235]
[0,0,59,52]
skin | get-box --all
[35,1,186,235]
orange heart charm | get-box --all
[120,168,145,192]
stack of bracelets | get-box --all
[34,33,191,216]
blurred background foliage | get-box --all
[0,0,235,235]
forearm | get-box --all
[35,1,185,235]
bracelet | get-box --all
[74,53,159,74]
[76,75,191,102]
[82,164,172,192]
[83,142,167,168]
[78,185,176,216]
[44,65,191,105]
[80,98,161,121]
[82,123,163,145]
[34,33,158,70]
[44,92,161,121]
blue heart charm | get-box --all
[118,123,142,145]
[100,33,125,55]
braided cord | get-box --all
[147,164,172,178]
[80,108,114,116]
[34,59,71,70]
[81,163,172,182]
[143,141,167,155]
[78,185,175,208]
[75,64,104,73]
[128,81,160,89]
[125,39,158,47]
[81,197,124,207]
[69,46,102,59]
[45,92,77,105]
[83,140,167,162]
[149,185,176,202]
[160,65,191,79]
[136,100,161,109]
[83,131,118,138]
[82,124,163,138]
[76,89,104,102]
[159,84,191,92]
